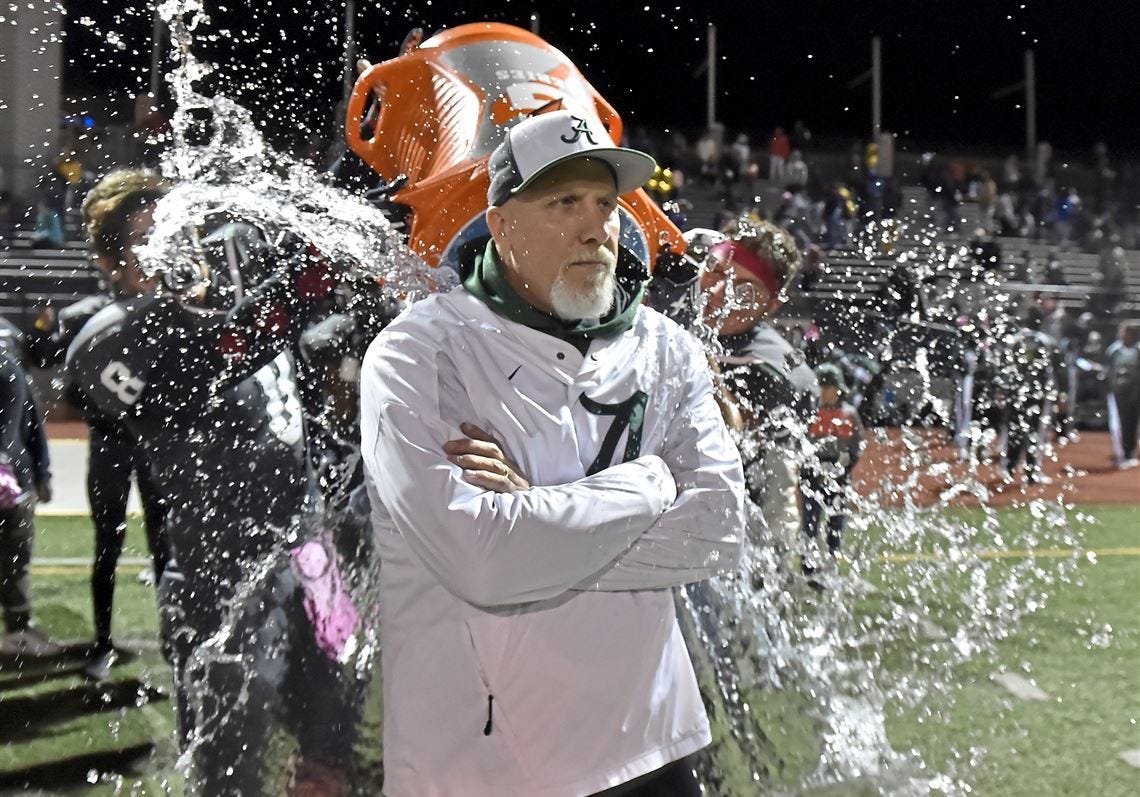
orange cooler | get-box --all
[345,22,683,270]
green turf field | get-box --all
[880,504,1140,796]
[1,505,1137,795]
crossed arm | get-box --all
[361,328,745,608]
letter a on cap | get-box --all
[561,116,599,145]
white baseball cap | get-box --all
[487,109,657,206]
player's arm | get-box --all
[25,296,107,370]
[25,306,66,369]
[360,327,678,609]
[574,334,746,592]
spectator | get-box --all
[31,201,64,249]
[31,160,68,248]
[995,190,1019,236]
[785,150,809,192]
[1106,322,1140,469]
[798,240,824,290]
[1053,186,1081,245]
[880,260,926,322]
[920,153,957,231]
[730,133,750,177]
[133,92,171,167]
[0,191,13,243]
[791,119,812,152]
[695,128,720,187]
[1043,247,1068,285]
[769,126,791,185]
[0,350,57,656]
[821,184,854,250]
[1099,244,1129,316]
[976,169,997,232]
[1092,141,1116,215]
[1002,154,1022,190]
[774,189,817,249]
[1011,248,1033,284]
[998,307,1065,484]
[0,318,23,360]
[968,227,1002,273]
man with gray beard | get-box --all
[360,109,745,796]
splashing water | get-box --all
[112,2,454,792]
[673,215,1087,795]
[84,3,1090,794]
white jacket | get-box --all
[360,288,745,797]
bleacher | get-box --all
[0,218,101,330]
[2,188,1139,339]
[683,181,1140,326]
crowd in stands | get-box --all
[634,122,1140,256]
[4,112,1137,452]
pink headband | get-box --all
[709,241,781,299]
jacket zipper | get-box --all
[483,694,494,735]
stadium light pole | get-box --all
[707,23,717,131]
[1025,49,1036,165]
[992,51,1038,166]
[871,36,882,139]
[342,0,357,104]
[149,9,164,98]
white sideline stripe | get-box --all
[32,556,151,567]
[878,546,1140,563]
[28,547,1140,576]
[36,510,144,517]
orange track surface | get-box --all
[46,422,1138,508]
[852,429,1140,508]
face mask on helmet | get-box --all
[160,220,275,313]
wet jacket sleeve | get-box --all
[573,336,745,591]
[360,327,679,609]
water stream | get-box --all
[76,3,1088,794]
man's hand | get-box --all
[443,422,530,493]
[36,480,53,504]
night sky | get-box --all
[63,1,1138,159]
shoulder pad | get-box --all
[65,296,164,418]
[58,294,112,335]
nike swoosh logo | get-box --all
[508,364,523,381]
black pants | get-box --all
[0,501,35,631]
[157,559,361,795]
[590,755,701,797]
[88,423,168,644]
[1006,400,1045,476]
[801,470,847,555]
[1115,388,1140,461]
